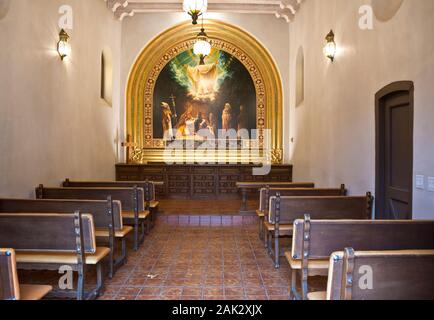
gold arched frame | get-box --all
[126,19,283,164]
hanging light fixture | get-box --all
[323,30,337,62]
[183,0,208,25]
[57,29,71,60]
[193,18,211,65]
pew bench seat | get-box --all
[122,209,151,247]
[285,252,329,271]
[256,210,265,218]
[20,284,54,300]
[95,225,133,238]
[0,213,108,300]
[264,221,293,232]
[122,210,150,220]
[36,186,147,251]
[307,291,327,301]
[149,200,159,209]
[1,248,53,300]
[309,249,434,300]
[16,247,110,265]
[289,218,434,300]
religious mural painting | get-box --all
[153,49,257,141]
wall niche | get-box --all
[295,46,304,107]
[0,0,11,20]
[371,0,404,22]
[101,48,113,106]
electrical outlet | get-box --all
[428,177,434,192]
[415,175,425,190]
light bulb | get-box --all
[57,29,71,60]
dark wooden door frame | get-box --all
[375,81,414,219]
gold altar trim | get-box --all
[126,19,283,163]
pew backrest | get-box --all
[259,185,347,212]
[36,186,145,212]
[0,213,96,253]
[269,194,373,224]
[327,249,434,300]
[0,198,123,230]
[292,218,434,261]
[63,179,157,202]
[0,248,19,300]
[237,182,315,190]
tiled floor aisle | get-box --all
[98,220,325,300]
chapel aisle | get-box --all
[98,219,326,300]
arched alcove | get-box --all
[126,19,284,164]
[371,0,404,22]
[0,0,11,20]
[295,46,304,107]
[101,47,113,106]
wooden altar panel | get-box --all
[116,164,292,199]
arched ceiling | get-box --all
[104,0,306,23]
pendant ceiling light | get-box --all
[193,18,211,65]
[183,0,208,25]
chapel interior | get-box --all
[1,0,434,301]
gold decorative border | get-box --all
[126,19,283,163]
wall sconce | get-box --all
[183,0,208,25]
[57,29,71,60]
[323,30,336,62]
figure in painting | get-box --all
[176,103,196,137]
[222,103,233,131]
[237,105,249,131]
[208,113,217,137]
[187,63,219,101]
[194,112,210,138]
[161,102,174,140]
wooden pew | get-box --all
[288,217,434,300]
[36,185,148,251]
[0,212,110,300]
[256,185,347,240]
[267,193,373,268]
[236,181,315,213]
[1,248,52,300]
[63,179,161,227]
[0,198,131,278]
[308,248,434,300]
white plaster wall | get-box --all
[288,0,434,218]
[120,12,291,163]
[0,0,122,198]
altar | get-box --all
[116,163,292,199]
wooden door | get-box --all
[376,82,414,219]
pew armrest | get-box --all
[264,221,293,232]
[256,210,265,218]
[122,210,150,220]
[95,226,133,238]
[149,201,159,208]
[19,284,53,300]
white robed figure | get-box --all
[161,102,174,140]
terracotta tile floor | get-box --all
[18,215,326,300]
[98,218,326,300]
